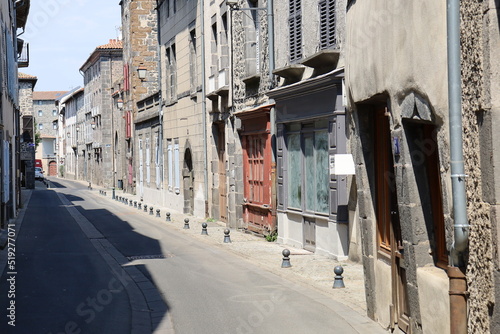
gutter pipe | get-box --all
[447,0,469,268]
[201,0,209,217]
[267,0,276,150]
[447,0,469,333]
[155,1,164,189]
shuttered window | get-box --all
[289,0,302,62]
[319,0,336,49]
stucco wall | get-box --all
[346,1,448,118]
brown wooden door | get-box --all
[218,125,227,222]
[49,161,57,176]
[374,107,410,332]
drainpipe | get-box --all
[155,1,164,189]
[447,0,469,333]
[201,0,209,217]
[267,0,278,231]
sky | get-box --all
[22,0,122,92]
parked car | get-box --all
[35,167,44,180]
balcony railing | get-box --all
[17,40,29,68]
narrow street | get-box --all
[1,178,386,334]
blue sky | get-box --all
[23,0,122,92]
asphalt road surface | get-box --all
[1,178,382,334]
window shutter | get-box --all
[123,64,130,92]
[319,0,336,49]
[277,124,285,211]
[329,114,348,223]
[125,111,132,139]
[289,0,302,62]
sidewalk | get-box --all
[81,180,374,321]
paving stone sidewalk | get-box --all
[85,182,371,319]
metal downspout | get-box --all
[201,0,209,217]
[155,1,164,190]
[267,0,275,150]
[447,0,469,333]
[267,0,277,230]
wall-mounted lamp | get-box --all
[137,65,147,81]
[117,99,124,109]
[76,126,80,132]
[226,0,238,8]
[91,122,96,130]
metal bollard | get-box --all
[134,201,137,208]
[125,199,129,205]
[104,192,106,196]
[183,218,190,229]
[138,202,142,210]
[281,249,292,268]
[150,207,154,215]
[144,205,148,212]
[332,266,345,288]
[112,187,115,200]
[223,229,231,243]
[156,209,161,218]
[166,212,171,222]
[129,200,133,207]
[201,223,208,235]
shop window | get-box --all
[286,122,329,214]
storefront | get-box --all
[268,68,349,259]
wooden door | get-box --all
[49,161,57,176]
[242,132,272,233]
[374,107,410,332]
[218,125,227,222]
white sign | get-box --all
[330,154,356,175]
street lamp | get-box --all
[117,99,124,109]
[137,64,147,81]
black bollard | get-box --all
[150,207,154,215]
[134,201,137,208]
[281,249,292,268]
[166,212,171,222]
[201,223,208,235]
[138,203,142,210]
[332,266,345,288]
[144,205,148,212]
[223,229,231,243]
[156,209,161,218]
[183,218,190,229]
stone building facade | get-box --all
[460,1,500,333]
[345,0,500,333]
[57,87,84,180]
[79,39,123,188]
[120,0,160,195]
[33,91,68,175]
[18,72,37,189]
[209,0,274,231]
[0,0,30,228]
[267,0,350,259]
[156,0,207,217]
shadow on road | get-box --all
[70,202,171,332]
[0,187,170,333]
